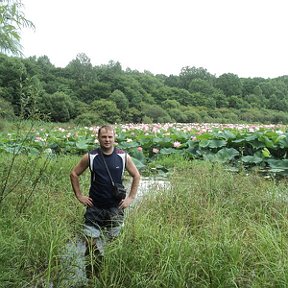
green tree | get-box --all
[164,74,181,88]
[243,93,265,109]
[96,60,123,90]
[126,71,161,106]
[20,75,43,118]
[168,87,193,106]
[190,92,216,109]
[215,73,243,97]
[0,96,14,119]
[0,0,34,55]
[109,89,129,111]
[183,107,201,122]
[142,103,172,123]
[179,66,215,89]
[66,53,94,89]
[39,92,74,122]
[167,108,187,123]
[89,99,121,123]
[126,107,144,123]
[211,89,229,108]
[228,95,250,109]
[74,112,102,126]
[77,81,111,103]
[188,78,214,95]
[0,55,28,115]
[162,99,181,110]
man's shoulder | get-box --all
[89,148,99,155]
[114,147,126,155]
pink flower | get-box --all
[173,141,181,148]
[152,148,159,154]
[137,146,143,152]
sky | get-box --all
[20,0,288,78]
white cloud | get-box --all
[20,0,288,78]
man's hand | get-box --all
[77,195,93,207]
[119,196,134,209]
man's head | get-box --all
[97,125,115,152]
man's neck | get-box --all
[100,147,114,155]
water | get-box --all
[126,176,171,199]
[60,240,88,287]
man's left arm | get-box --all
[119,154,141,209]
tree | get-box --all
[96,60,123,90]
[0,96,14,119]
[0,55,28,115]
[20,75,43,118]
[211,89,229,108]
[77,81,111,103]
[228,95,250,109]
[179,66,215,89]
[183,108,201,122]
[0,0,34,55]
[89,99,121,123]
[109,89,129,111]
[39,92,74,122]
[168,87,193,106]
[188,78,215,95]
[215,73,243,97]
[66,53,94,87]
[167,108,187,123]
[162,99,181,110]
[190,92,216,109]
[141,103,172,123]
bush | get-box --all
[74,112,103,126]
[0,97,15,120]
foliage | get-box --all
[2,155,288,286]
[0,96,15,119]
[38,92,75,122]
[100,161,288,287]
[89,99,121,124]
[0,0,34,55]
[2,122,288,177]
[1,50,288,123]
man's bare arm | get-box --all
[70,154,93,207]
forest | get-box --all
[1,52,288,125]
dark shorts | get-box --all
[84,206,124,229]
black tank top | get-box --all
[88,148,126,208]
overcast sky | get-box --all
[20,0,288,78]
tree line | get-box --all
[1,52,288,125]
[1,1,288,125]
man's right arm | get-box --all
[70,153,93,207]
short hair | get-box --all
[97,125,115,137]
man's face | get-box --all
[98,128,115,150]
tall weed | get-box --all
[98,161,288,287]
[2,155,288,287]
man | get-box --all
[70,125,140,277]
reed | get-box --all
[1,155,288,287]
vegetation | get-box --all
[2,121,288,177]
[103,160,288,287]
[1,152,288,287]
[1,2,288,287]
[1,51,288,124]
[0,0,34,55]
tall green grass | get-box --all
[99,160,288,287]
[1,154,288,287]
[0,154,86,287]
